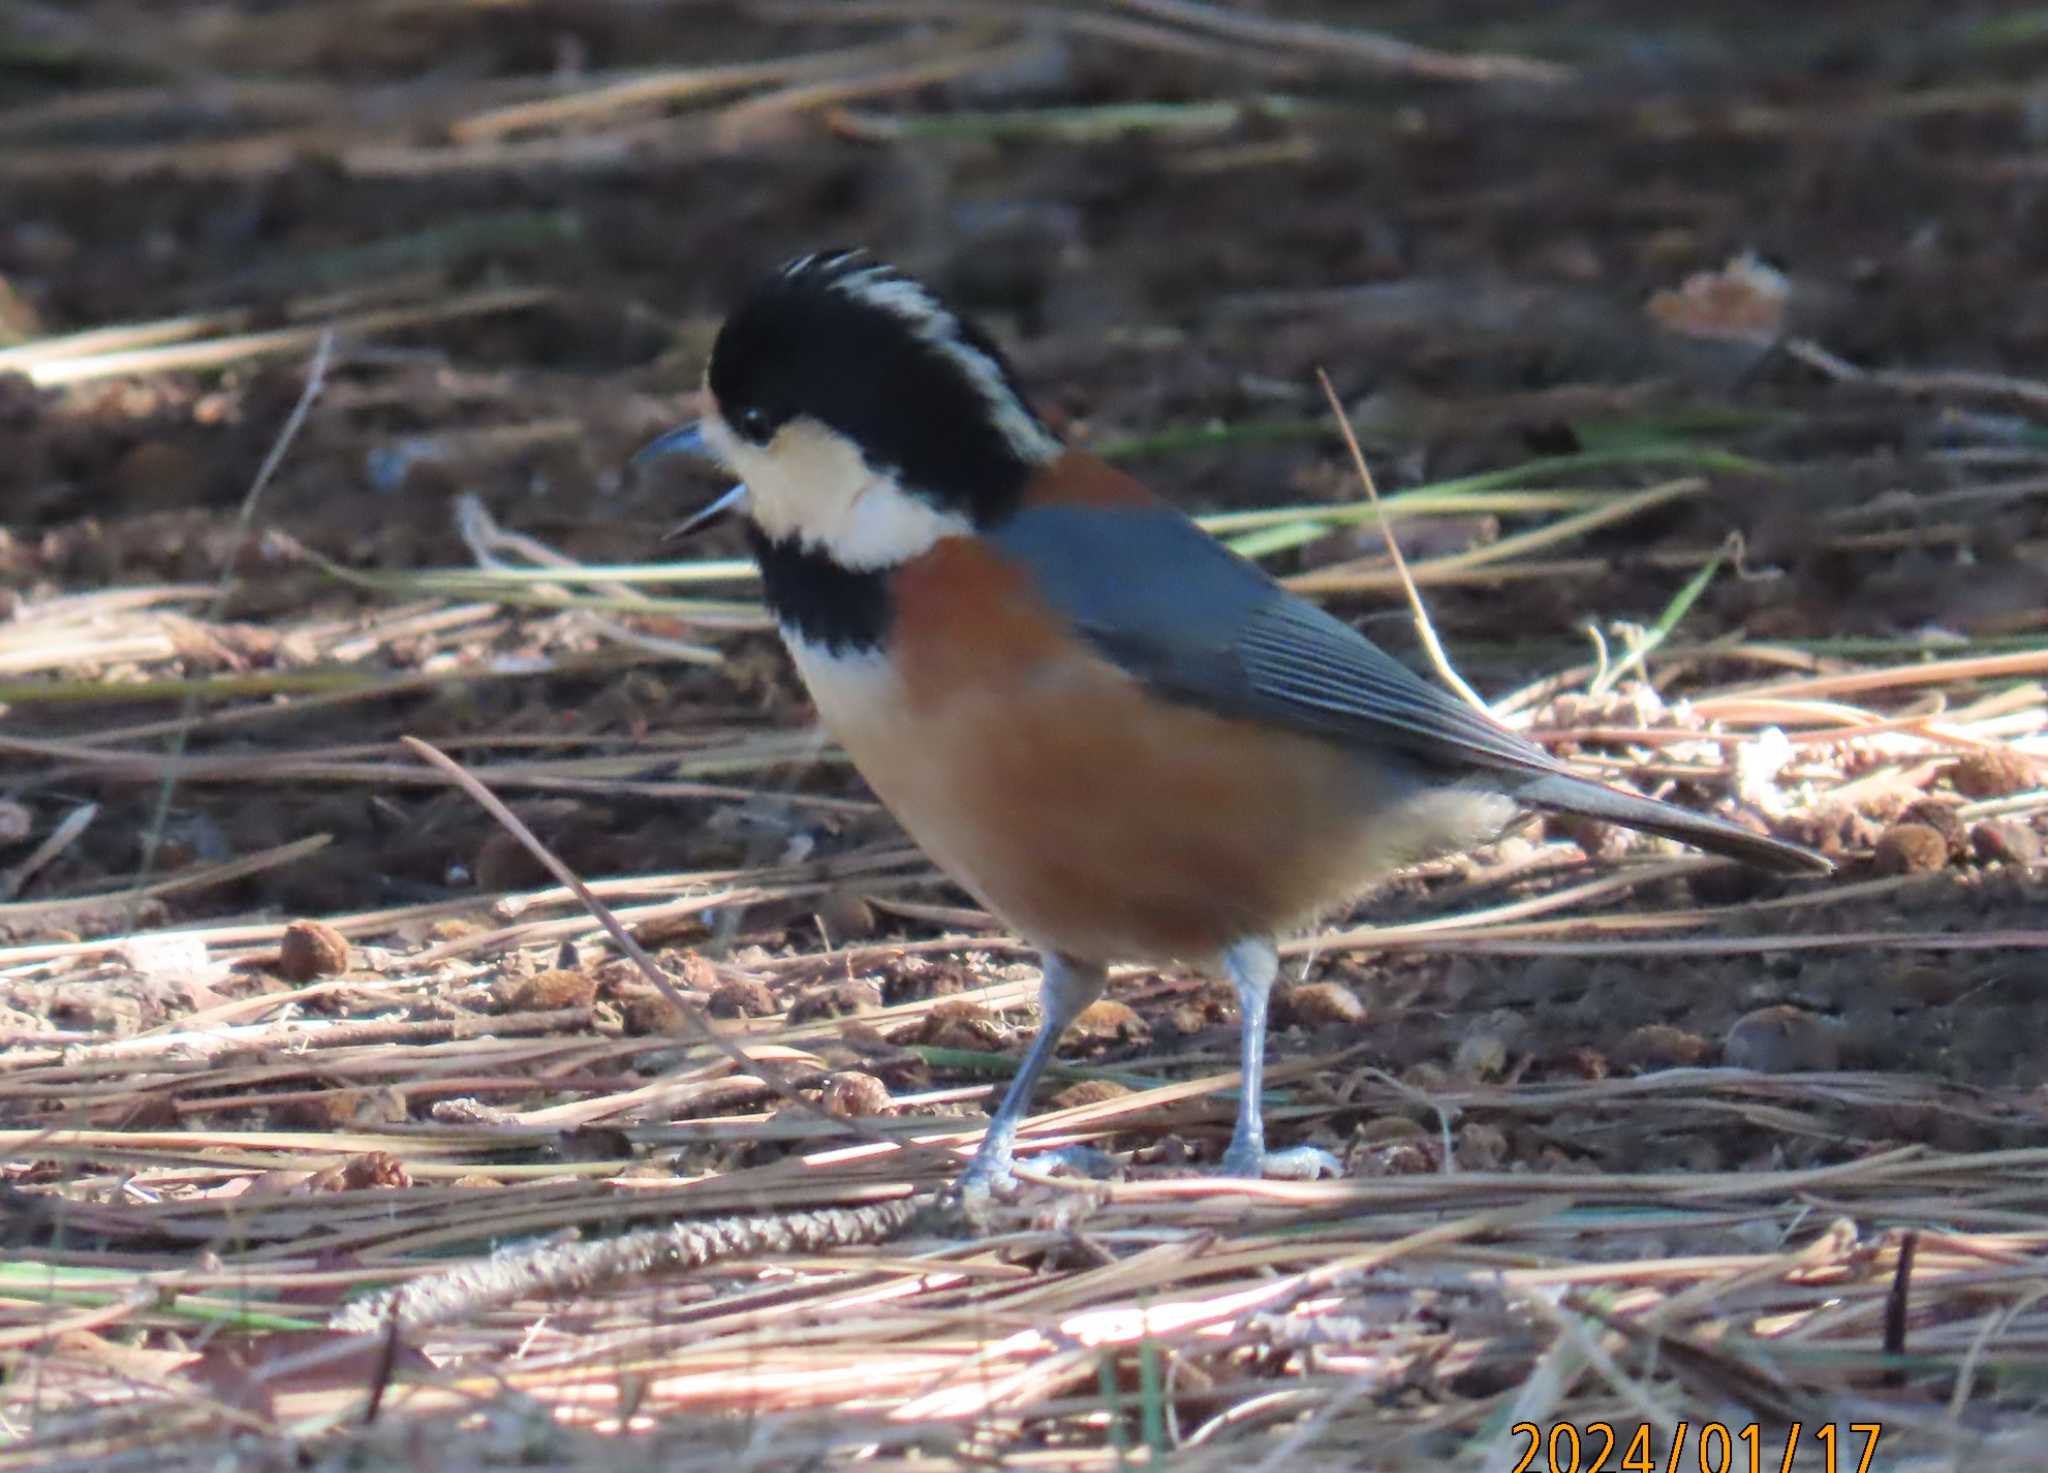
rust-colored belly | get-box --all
[782,534,1509,965]
[790,632,1474,966]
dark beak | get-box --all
[664,482,747,543]
[634,421,747,543]
[634,421,708,466]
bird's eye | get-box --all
[733,405,776,445]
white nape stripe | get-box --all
[828,265,1062,467]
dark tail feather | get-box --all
[1515,772,1832,876]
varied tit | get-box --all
[641,251,1830,1195]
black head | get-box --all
[702,251,1060,532]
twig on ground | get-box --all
[130,334,331,921]
[1316,366,1488,711]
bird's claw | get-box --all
[1216,1143,1344,1182]
[959,1143,1120,1202]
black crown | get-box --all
[706,253,1054,525]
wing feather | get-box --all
[992,502,1561,776]
[1234,597,1562,774]
[990,499,1829,875]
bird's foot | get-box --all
[957,1143,1119,1203]
[1215,1142,1344,1182]
[1027,1143,1121,1180]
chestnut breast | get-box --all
[785,534,1506,965]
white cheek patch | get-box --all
[833,489,970,570]
[705,411,971,570]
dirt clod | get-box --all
[1457,1121,1511,1169]
[813,888,878,942]
[1898,800,1968,859]
[1070,999,1150,1045]
[1274,980,1368,1028]
[787,979,883,1023]
[501,968,598,1011]
[313,1152,411,1191]
[707,975,779,1017]
[1051,1079,1132,1110]
[278,919,351,982]
[1452,1030,1511,1080]
[1615,1023,1714,1071]
[1971,820,2042,867]
[1873,822,1951,876]
[1724,1005,1840,1073]
[1948,750,2037,799]
[916,997,1006,1050]
[822,1071,892,1118]
[617,989,685,1035]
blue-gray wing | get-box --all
[989,503,1832,876]
[989,503,1562,778]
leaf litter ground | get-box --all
[3,4,2048,1468]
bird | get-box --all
[639,249,1831,1195]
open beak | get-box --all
[663,481,747,543]
[634,422,708,466]
[634,421,748,543]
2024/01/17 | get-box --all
[1508,1421,1882,1473]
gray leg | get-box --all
[958,953,1108,1196]
[1218,937,1342,1181]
